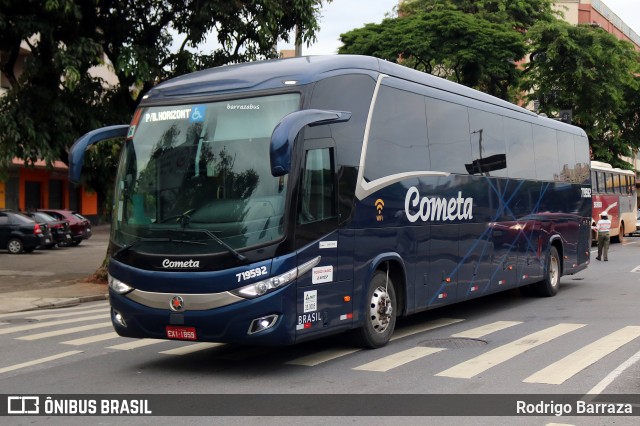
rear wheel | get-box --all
[615,223,625,244]
[7,238,24,254]
[533,246,560,297]
[352,270,397,348]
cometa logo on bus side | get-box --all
[375,199,385,222]
[404,187,473,223]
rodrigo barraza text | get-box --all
[516,400,633,416]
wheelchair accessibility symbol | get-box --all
[190,105,206,123]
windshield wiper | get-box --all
[168,228,247,262]
[113,237,206,258]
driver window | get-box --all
[299,148,334,224]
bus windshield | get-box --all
[112,93,300,255]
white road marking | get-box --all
[587,343,640,396]
[524,326,640,385]
[286,347,361,366]
[62,332,120,346]
[159,343,223,355]
[0,351,83,374]
[353,347,445,372]
[27,307,110,320]
[0,314,110,335]
[17,322,112,341]
[107,339,166,350]
[391,318,465,341]
[452,321,522,339]
[436,323,586,379]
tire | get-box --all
[614,223,625,244]
[7,238,24,254]
[533,246,560,297]
[352,270,397,348]
[70,240,82,246]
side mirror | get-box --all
[68,125,129,183]
[270,109,351,176]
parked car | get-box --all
[24,211,72,247]
[38,209,92,246]
[0,210,52,254]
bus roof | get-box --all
[591,160,635,175]
[143,55,583,134]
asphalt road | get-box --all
[1,235,640,425]
[0,225,110,293]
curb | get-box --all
[36,294,110,310]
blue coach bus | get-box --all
[69,55,591,348]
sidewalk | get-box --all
[0,281,108,314]
[0,224,110,315]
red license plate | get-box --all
[166,326,197,340]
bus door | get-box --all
[294,143,352,335]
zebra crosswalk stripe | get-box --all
[436,323,586,379]
[451,321,522,339]
[62,331,120,346]
[159,343,223,355]
[107,339,166,350]
[523,325,640,385]
[0,350,83,374]
[286,347,361,366]
[353,347,445,372]
[17,322,112,341]
[0,314,110,335]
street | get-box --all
[1,238,639,425]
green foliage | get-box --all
[340,2,535,100]
[0,0,327,190]
[522,21,640,167]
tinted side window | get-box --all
[308,74,375,168]
[573,135,590,184]
[426,97,471,174]
[468,108,507,177]
[556,131,576,182]
[364,84,429,181]
[504,118,535,179]
[532,125,559,181]
[299,148,335,224]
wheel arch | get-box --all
[364,253,407,318]
[549,235,564,276]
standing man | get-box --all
[594,212,611,261]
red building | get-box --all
[0,159,99,224]
[554,0,640,50]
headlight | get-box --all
[231,256,320,299]
[108,274,134,295]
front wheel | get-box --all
[352,270,397,348]
[533,246,560,297]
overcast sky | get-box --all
[281,0,640,55]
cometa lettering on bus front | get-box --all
[405,187,473,223]
[162,259,200,268]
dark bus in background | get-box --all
[590,160,637,243]
[69,55,591,349]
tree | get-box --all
[0,0,328,176]
[338,0,557,101]
[522,20,640,167]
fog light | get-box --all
[113,309,127,328]
[248,314,278,335]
